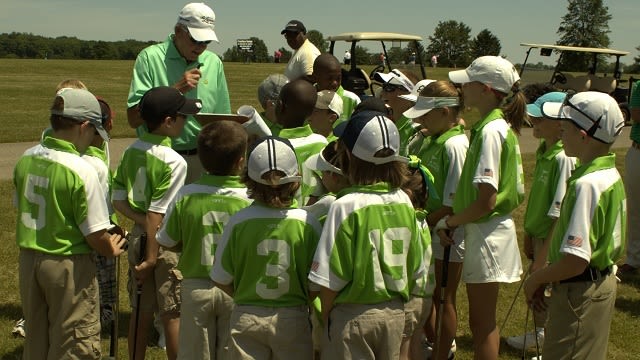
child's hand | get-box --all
[110,233,127,257]
[134,260,156,285]
[174,68,202,94]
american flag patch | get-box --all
[567,235,583,247]
[311,261,319,272]
[483,168,494,177]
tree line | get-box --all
[2,1,639,72]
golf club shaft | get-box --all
[132,232,147,360]
[434,244,452,360]
[500,261,533,330]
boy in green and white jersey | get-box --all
[275,79,328,206]
[526,92,626,360]
[14,88,126,359]
[506,91,576,351]
[157,121,251,360]
[309,110,424,360]
[311,53,360,127]
[112,86,201,360]
[211,137,322,360]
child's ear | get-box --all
[329,113,339,125]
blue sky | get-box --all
[0,0,637,64]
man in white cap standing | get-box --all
[281,19,320,82]
[127,2,231,184]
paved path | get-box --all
[0,127,632,181]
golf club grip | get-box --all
[442,245,452,288]
[135,233,147,296]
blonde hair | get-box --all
[55,79,87,92]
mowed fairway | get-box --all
[0,59,639,359]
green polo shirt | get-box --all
[548,154,626,270]
[127,35,231,151]
[112,132,187,215]
[418,125,468,213]
[14,137,111,255]
[396,115,419,157]
[524,140,576,239]
[453,109,525,221]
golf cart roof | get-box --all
[327,32,423,42]
[520,43,629,56]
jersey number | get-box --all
[369,227,411,292]
[21,174,50,230]
[201,211,230,266]
[256,239,290,299]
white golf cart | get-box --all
[328,32,427,98]
[519,43,632,123]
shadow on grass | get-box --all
[1,344,24,360]
[0,303,22,321]
[616,296,640,318]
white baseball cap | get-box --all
[304,141,342,175]
[315,90,343,118]
[403,96,460,119]
[177,3,218,42]
[51,88,109,142]
[373,69,415,92]
[541,91,624,144]
[399,79,436,102]
[247,137,301,185]
[335,110,407,165]
[449,56,519,93]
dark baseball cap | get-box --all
[139,86,202,122]
[281,20,306,34]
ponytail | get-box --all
[501,82,526,135]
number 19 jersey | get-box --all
[309,183,425,304]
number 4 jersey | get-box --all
[309,183,425,304]
[210,204,322,307]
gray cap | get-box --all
[258,74,289,107]
[51,88,109,141]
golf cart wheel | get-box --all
[620,104,631,126]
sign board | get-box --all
[237,39,254,52]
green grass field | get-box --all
[0,59,639,359]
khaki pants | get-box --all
[229,305,312,360]
[543,272,616,360]
[178,279,233,360]
[19,249,101,359]
[322,299,405,360]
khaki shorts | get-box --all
[462,215,523,284]
[403,296,432,338]
[323,299,404,360]
[543,272,616,360]
[19,249,102,359]
[229,305,312,360]
[127,225,181,315]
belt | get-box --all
[632,141,640,150]
[176,148,198,156]
[560,266,611,284]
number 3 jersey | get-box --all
[210,203,322,307]
[309,183,425,304]
[14,137,111,254]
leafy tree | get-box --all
[350,45,369,65]
[248,37,268,63]
[471,29,501,58]
[306,30,327,53]
[627,45,640,74]
[556,0,611,71]
[426,20,472,68]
